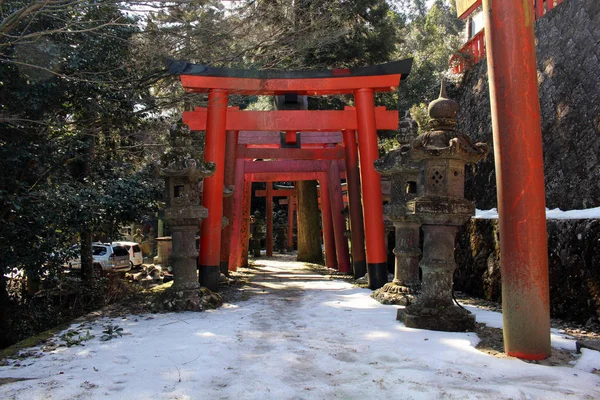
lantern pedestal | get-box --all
[396,222,475,332]
[373,116,421,305]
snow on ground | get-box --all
[475,207,600,219]
[1,257,600,399]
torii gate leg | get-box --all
[220,130,239,275]
[319,173,337,269]
[266,183,273,257]
[228,158,245,271]
[328,160,351,273]
[355,88,388,289]
[240,178,252,267]
[483,0,550,360]
[343,129,366,278]
[287,193,295,252]
[199,89,228,291]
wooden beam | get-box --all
[456,0,482,19]
[256,189,296,197]
[180,74,402,95]
[237,146,345,160]
[238,131,343,145]
[183,107,398,132]
[249,172,321,182]
[244,160,345,174]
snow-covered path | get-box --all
[1,256,599,399]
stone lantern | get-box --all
[397,80,488,331]
[373,114,422,305]
[158,123,217,311]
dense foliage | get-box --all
[1,2,164,280]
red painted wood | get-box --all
[228,158,246,271]
[328,160,351,273]
[244,159,345,174]
[343,129,366,274]
[285,130,297,144]
[200,90,228,278]
[180,74,402,95]
[452,0,567,74]
[483,0,550,359]
[237,146,345,161]
[249,172,321,182]
[183,108,398,131]
[220,130,239,270]
[319,173,337,269]
[457,0,482,19]
[355,88,387,264]
[255,189,296,197]
[238,131,343,145]
[535,0,544,18]
[240,178,252,267]
[266,183,273,257]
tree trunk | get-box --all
[75,120,96,284]
[80,229,94,281]
[0,275,10,348]
[296,180,323,264]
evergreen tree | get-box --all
[0,1,163,285]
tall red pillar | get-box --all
[342,129,366,278]
[319,174,337,269]
[483,0,550,359]
[240,178,252,268]
[228,158,245,271]
[328,160,351,273]
[266,183,273,257]
[354,88,388,289]
[220,130,239,275]
[199,89,229,291]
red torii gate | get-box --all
[226,129,351,272]
[236,160,348,271]
[254,187,296,257]
[254,184,356,256]
[171,59,413,291]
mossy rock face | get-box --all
[150,287,223,313]
[456,219,600,324]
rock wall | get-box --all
[453,0,600,210]
[455,218,600,324]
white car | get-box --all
[113,241,143,268]
[67,243,131,275]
